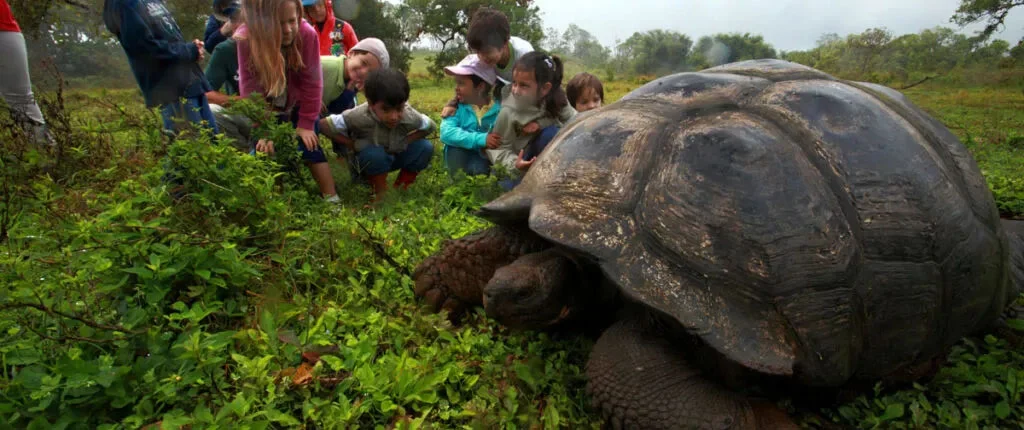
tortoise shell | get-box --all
[479,59,1014,386]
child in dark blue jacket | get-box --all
[104,0,217,135]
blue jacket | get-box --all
[203,15,228,53]
[440,102,500,150]
[111,0,211,108]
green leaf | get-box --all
[879,403,905,421]
[995,401,1011,419]
[1007,319,1024,331]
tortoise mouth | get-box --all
[485,299,573,330]
[482,275,571,330]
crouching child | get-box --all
[319,68,436,202]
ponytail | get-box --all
[514,51,568,118]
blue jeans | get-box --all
[160,94,218,135]
[355,139,434,176]
[500,125,561,191]
[521,125,560,161]
[444,146,490,176]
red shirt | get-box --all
[0,0,21,33]
[308,0,358,56]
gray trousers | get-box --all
[0,31,51,145]
[209,103,253,152]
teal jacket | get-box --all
[440,102,500,155]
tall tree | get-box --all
[951,0,1023,42]
[341,0,413,72]
[690,33,776,68]
[400,0,543,79]
[559,24,610,66]
[615,30,692,75]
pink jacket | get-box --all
[236,20,323,131]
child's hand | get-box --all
[514,149,535,171]
[522,121,540,134]
[486,133,502,149]
[441,106,456,118]
[297,127,318,151]
[256,139,275,155]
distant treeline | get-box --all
[12,0,1024,89]
[543,25,1023,87]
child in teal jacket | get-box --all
[440,55,502,177]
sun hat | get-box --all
[444,54,496,86]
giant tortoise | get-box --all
[412,59,1024,429]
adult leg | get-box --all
[0,31,51,146]
[209,104,252,151]
[392,139,434,189]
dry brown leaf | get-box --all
[292,362,314,386]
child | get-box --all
[319,68,435,202]
[302,0,358,56]
[202,0,241,53]
[440,7,533,118]
[320,38,389,115]
[1,0,53,146]
[235,0,338,203]
[104,0,217,135]
[319,38,388,184]
[440,54,501,177]
[566,72,604,113]
[204,3,249,149]
[488,51,575,180]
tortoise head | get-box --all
[482,249,580,330]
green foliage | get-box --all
[0,85,599,429]
[781,26,1023,87]
[822,332,1024,429]
[613,29,694,76]
[1,54,1023,429]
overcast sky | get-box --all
[530,0,1024,52]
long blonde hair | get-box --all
[237,0,305,98]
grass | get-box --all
[0,63,1022,429]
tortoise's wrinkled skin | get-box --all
[413,59,1024,429]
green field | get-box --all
[1,62,1023,429]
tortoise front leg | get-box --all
[586,313,798,430]
[412,225,549,321]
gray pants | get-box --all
[0,31,51,145]
[210,103,253,152]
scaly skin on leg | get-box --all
[586,313,799,430]
[412,225,549,321]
